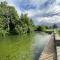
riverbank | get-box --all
[0,32,50,60]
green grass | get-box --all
[0,34,34,60]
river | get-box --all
[0,32,51,60]
[30,32,51,60]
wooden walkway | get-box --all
[39,33,60,60]
[56,34,60,60]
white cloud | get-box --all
[39,15,60,23]
[24,9,41,17]
[0,0,60,25]
[52,5,60,13]
[29,0,47,5]
[47,4,60,14]
[56,0,60,4]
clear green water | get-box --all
[0,32,50,60]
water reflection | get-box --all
[0,32,51,60]
[31,32,51,60]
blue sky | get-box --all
[0,0,60,25]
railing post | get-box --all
[53,33,57,60]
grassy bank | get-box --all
[0,34,34,60]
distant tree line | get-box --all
[35,26,49,31]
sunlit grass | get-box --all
[0,34,34,60]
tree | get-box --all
[36,26,44,31]
[53,24,57,29]
[0,1,7,7]
[0,1,19,35]
[18,13,34,33]
[0,1,34,35]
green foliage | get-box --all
[0,1,19,35]
[36,26,49,31]
[57,30,60,36]
[0,1,34,35]
[0,34,34,60]
[18,13,34,34]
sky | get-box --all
[0,0,60,25]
